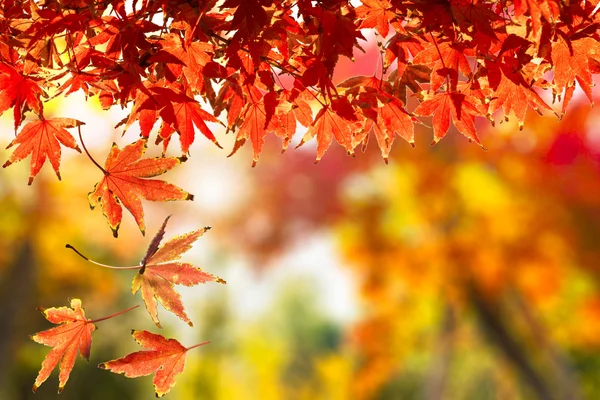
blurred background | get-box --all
[1,45,600,400]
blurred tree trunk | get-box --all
[425,304,455,400]
[0,237,37,397]
[470,285,555,400]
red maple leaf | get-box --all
[99,330,209,398]
[151,32,215,94]
[273,89,313,152]
[0,63,44,130]
[551,32,600,112]
[3,118,83,185]
[484,57,553,129]
[414,91,483,145]
[412,41,472,91]
[87,139,192,237]
[356,0,396,38]
[297,98,360,162]
[228,87,281,166]
[153,85,220,154]
[31,299,137,393]
[339,75,415,160]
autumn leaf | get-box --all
[551,33,600,112]
[414,91,483,146]
[150,33,214,94]
[339,75,415,160]
[86,139,192,237]
[66,215,225,327]
[99,330,209,398]
[3,118,83,185]
[484,58,553,129]
[0,63,44,130]
[153,85,221,155]
[297,99,360,162]
[133,216,225,327]
[412,41,472,92]
[356,0,396,38]
[31,299,138,393]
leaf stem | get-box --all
[90,305,140,324]
[186,341,210,351]
[77,125,107,174]
[65,244,142,270]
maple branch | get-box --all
[186,341,210,351]
[77,125,107,174]
[90,305,140,324]
[65,244,142,270]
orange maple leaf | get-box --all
[3,118,83,185]
[87,139,192,237]
[356,0,395,38]
[133,216,225,327]
[99,330,209,398]
[66,216,225,327]
[31,299,137,393]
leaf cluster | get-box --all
[31,216,225,396]
[0,1,598,230]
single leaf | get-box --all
[133,216,225,327]
[88,139,192,237]
[414,91,483,145]
[551,33,600,112]
[0,63,44,130]
[99,330,209,398]
[412,41,472,91]
[484,58,553,129]
[297,99,360,162]
[31,299,95,394]
[356,0,395,38]
[31,299,138,393]
[151,33,214,93]
[153,86,220,155]
[2,118,83,185]
[339,75,415,159]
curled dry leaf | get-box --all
[134,216,226,327]
[66,216,225,328]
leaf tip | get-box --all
[32,384,39,393]
[186,193,194,201]
[216,277,227,284]
[98,362,107,370]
